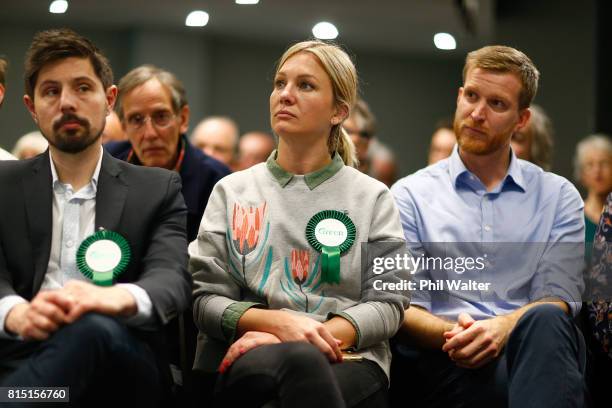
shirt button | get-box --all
[484,225,492,232]
[66,240,74,248]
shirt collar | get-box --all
[266,149,344,190]
[49,146,103,194]
[448,145,526,193]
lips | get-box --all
[275,110,296,119]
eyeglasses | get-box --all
[125,111,176,131]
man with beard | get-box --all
[391,46,586,406]
[0,29,191,406]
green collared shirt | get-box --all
[266,150,344,190]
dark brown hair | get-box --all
[24,28,113,98]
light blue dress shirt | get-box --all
[391,146,585,319]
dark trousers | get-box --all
[391,304,587,408]
[0,313,162,407]
[214,342,389,408]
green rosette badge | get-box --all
[306,210,356,284]
[76,229,131,286]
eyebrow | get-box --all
[275,72,318,80]
[39,76,96,87]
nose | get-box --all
[470,100,486,122]
[141,117,159,141]
[279,83,296,105]
[59,89,77,113]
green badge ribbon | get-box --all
[306,210,356,284]
[76,229,131,286]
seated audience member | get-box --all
[0,28,191,406]
[428,118,456,165]
[391,45,586,407]
[236,131,275,170]
[511,104,554,170]
[574,134,612,247]
[106,65,230,242]
[190,40,408,407]
[0,57,16,160]
[100,110,126,143]
[369,139,398,187]
[586,192,612,407]
[343,98,376,175]
[11,131,48,159]
[190,116,239,168]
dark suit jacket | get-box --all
[105,135,230,242]
[0,149,192,361]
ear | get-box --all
[457,87,464,106]
[178,104,190,134]
[514,108,531,133]
[331,103,349,126]
[23,94,38,124]
[0,84,5,105]
[105,85,118,112]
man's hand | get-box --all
[442,312,512,369]
[4,291,74,340]
[218,331,281,373]
[59,280,137,323]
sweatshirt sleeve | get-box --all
[336,187,410,349]
[190,181,264,343]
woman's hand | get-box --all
[219,331,281,373]
[269,312,343,363]
[237,309,343,363]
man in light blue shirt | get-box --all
[391,45,586,407]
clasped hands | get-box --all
[441,312,511,369]
[5,280,136,341]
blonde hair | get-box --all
[463,45,539,110]
[275,40,358,167]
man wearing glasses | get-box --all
[107,65,230,243]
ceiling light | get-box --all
[49,0,68,14]
[236,0,259,4]
[434,33,456,50]
[185,10,209,27]
[312,22,338,40]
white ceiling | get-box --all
[1,0,496,55]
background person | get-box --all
[573,134,612,245]
[510,104,554,170]
[107,65,230,242]
[236,131,275,170]
[11,130,48,159]
[428,117,456,165]
[190,116,239,168]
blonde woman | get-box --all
[190,41,407,407]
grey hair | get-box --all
[573,134,612,181]
[116,64,187,120]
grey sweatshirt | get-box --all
[190,152,409,379]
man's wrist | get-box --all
[5,303,28,335]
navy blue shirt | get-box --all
[105,136,230,242]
